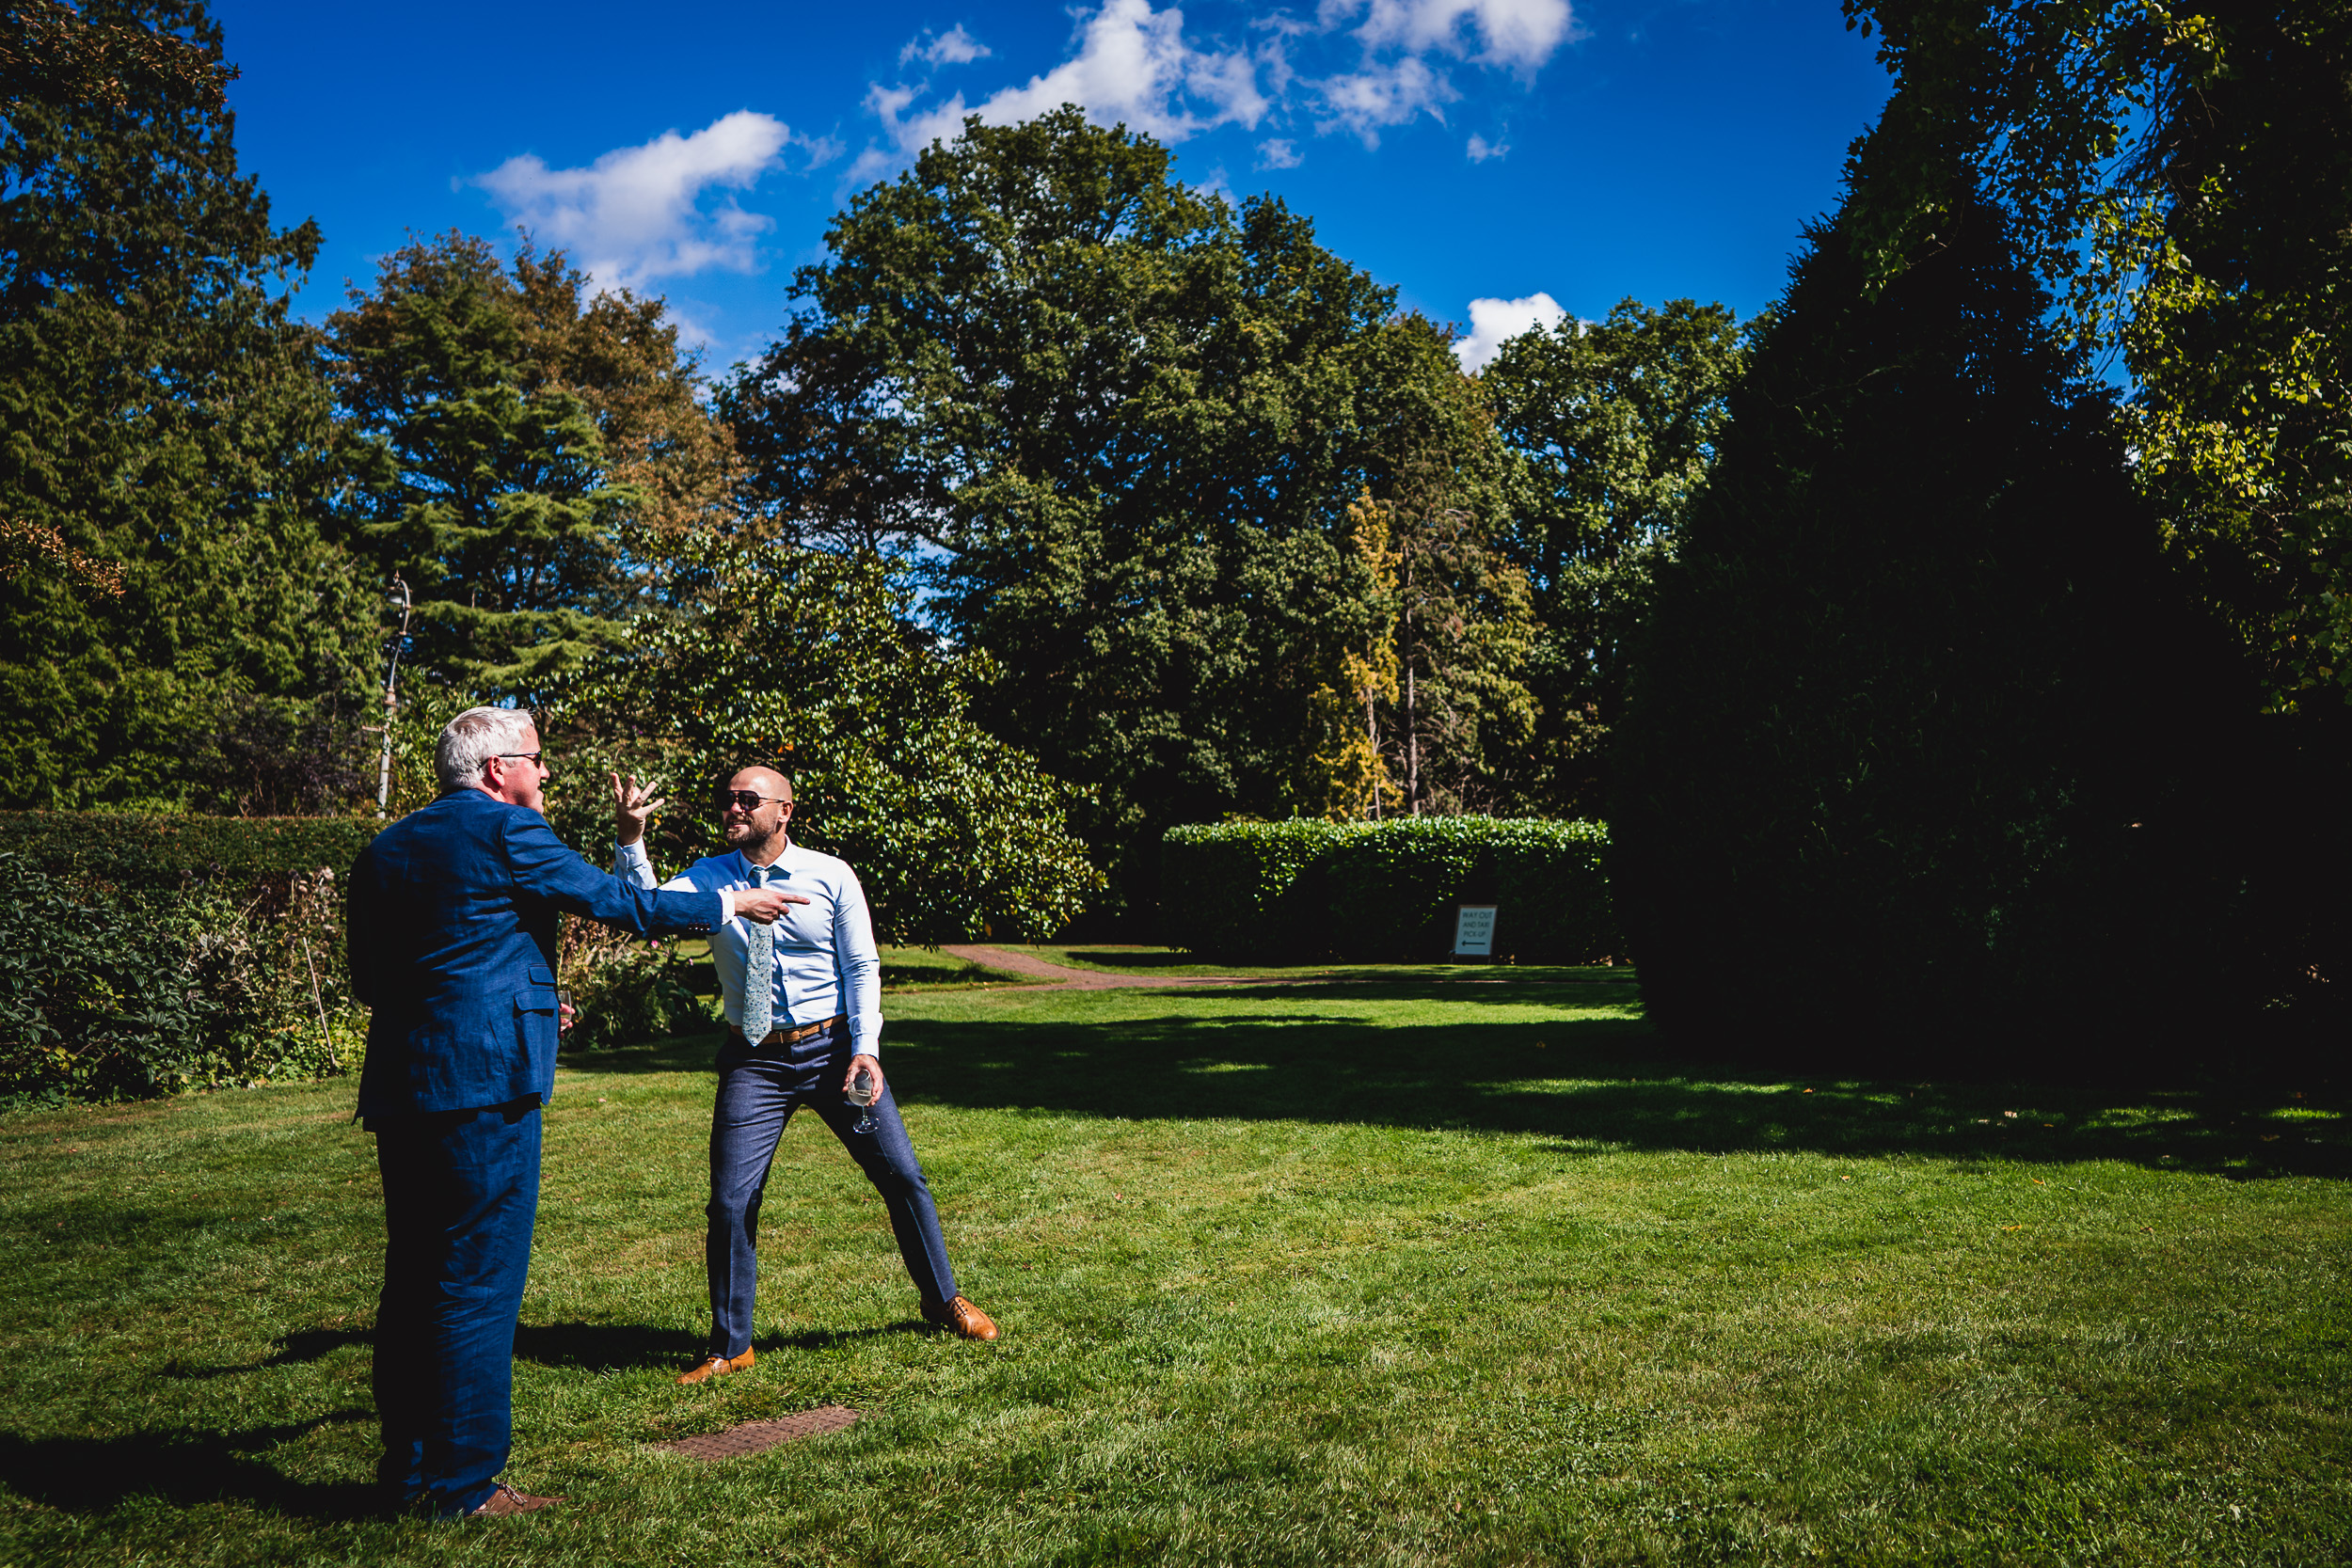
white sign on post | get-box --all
[1453,904,1498,958]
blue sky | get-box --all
[213,0,1893,371]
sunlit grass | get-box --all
[1002,942,1629,987]
[2,980,2346,1565]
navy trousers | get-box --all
[372,1099,541,1517]
[706,1021,957,1357]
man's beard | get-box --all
[728,819,786,858]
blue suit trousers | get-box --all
[373,1100,542,1517]
[706,1021,957,1357]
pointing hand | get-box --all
[733,887,809,925]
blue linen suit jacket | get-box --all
[348,788,725,1116]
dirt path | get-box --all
[938,944,1257,990]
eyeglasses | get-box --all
[713,789,792,812]
[496,752,544,765]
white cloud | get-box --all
[660,303,723,350]
[1466,131,1507,161]
[901,24,991,68]
[1453,291,1565,372]
[860,0,1265,175]
[473,112,791,290]
[851,0,1578,181]
[1349,0,1579,71]
[1318,55,1456,144]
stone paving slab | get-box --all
[655,1405,860,1460]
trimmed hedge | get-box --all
[1161,817,1619,963]
[0,853,364,1105]
[0,811,382,885]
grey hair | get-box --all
[436,706,537,790]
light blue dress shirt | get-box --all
[614,838,883,1055]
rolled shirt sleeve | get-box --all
[834,865,882,1056]
[614,839,737,920]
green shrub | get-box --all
[1162,818,1617,963]
[0,811,382,888]
[0,855,362,1105]
[556,916,718,1053]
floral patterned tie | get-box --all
[741,863,774,1040]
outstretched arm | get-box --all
[504,809,724,936]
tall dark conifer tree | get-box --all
[329,233,640,701]
[0,0,373,811]
[1615,173,2242,1071]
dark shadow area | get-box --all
[512,1320,706,1372]
[168,1326,372,1381]
[760,1320,932,1354]
[513,1319,936,1372]
[1046,952,1640,986]
[1057,949,1232,971]
[157,1316,931,1389]
[0,1412,379,1518]
[562,990,2345,1180]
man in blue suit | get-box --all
[349,706,798,1518]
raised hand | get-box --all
[612,771,666,847]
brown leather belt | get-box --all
[728,1013,849,1048]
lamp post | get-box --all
[375,574,412,819]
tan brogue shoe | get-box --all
[922,1294,999,1340]
[675,1347,755,1385]
[470,1483,564,1516]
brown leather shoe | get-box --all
[470,1483,564,1516]
[922,1294,998,1340]
[675,1347,755,1385]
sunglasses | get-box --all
[713,789,792,812]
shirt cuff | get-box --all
[848,1013,881,1056]
[716,887,737,922]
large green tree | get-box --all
[1344,314,1536,818]
[0,0,373,811]
[1481,299,1744,815]
[730,108,1532,916]
[329,233,638,700]
[508,245,747,577]
[1841,0,2352,1035]
[544,541,1103,943]
[1844,0,2352,713]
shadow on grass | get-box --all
[0,1412,379,1518]
[512,1319,934,1372]
[762,1320,931,1353]
[1057,949,1227,971]
[155,1319,935,1386]
[513,1321,703,1371]
[170,1327,372,1380]
[570,986,2347,1180]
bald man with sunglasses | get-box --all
[612,766,996,1383]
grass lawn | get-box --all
[3,977,2348,1565]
